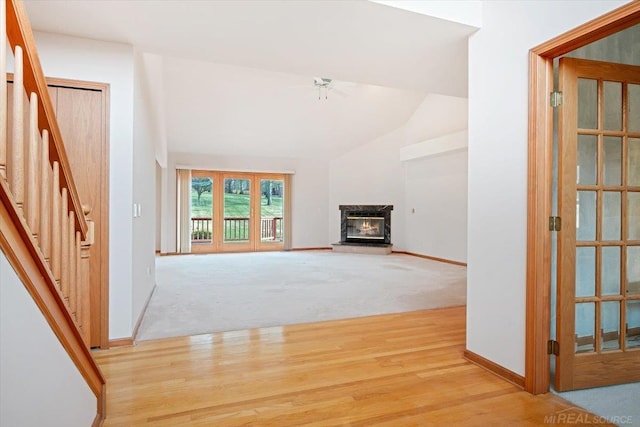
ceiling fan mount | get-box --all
[313,77,332,88]
[313,77,335,100]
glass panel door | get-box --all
[186,171,288,253]
[257,177,285,250]
[222,174,253,251]
[190,172,215,253]
[556,57,640,391]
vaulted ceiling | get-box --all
[24,0,477,159]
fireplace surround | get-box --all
[339,205,392,245]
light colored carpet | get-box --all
[554,382,640,426]
[136,251,466,341]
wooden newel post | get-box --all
[79,205,94,347]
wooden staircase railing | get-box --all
[0,0,105,421]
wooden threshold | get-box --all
[94,306,604,426]
[107,338,133,348]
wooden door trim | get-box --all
[526,2,640,394]
[48,77,110,349]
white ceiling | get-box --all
[24,0,476,159]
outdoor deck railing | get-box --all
[191,216,283,242]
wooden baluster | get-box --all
[40,131,51,261]
[80,216,94,346]
[0,0,7,179]
[60,188,69,303]
[68,210,76,316]
[75,231,82,331]
[26,92,40,238]
[9,45,23,211]
[51,161,61,284]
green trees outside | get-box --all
[190,178,284,242]
[191,177,212,205]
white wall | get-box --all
[404,150,468,262]
[372,0,482,28]
[466,0,628,375]
[0,252,96,427]
[163,153,330,252]
[132,50,159,328]
[33,31,135,339]
[156,161,162,252]
[329,127,407,248]
[329,93,468,259]
[403,94,468,261]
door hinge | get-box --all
[549,216,561,231]
[550,91,563,107]
[547,340,559,356]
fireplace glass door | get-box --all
[347,216,385,241]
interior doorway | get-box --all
[526,2,640,395]
[189,170,287,253]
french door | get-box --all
[190,171,286,253]
[555,58,640,391]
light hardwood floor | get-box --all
[95,306,602,426]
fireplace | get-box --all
[339,205,392,245]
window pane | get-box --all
[629,84,640,133]
[578,78,598,129]
[223,178,251,243]
[603,81,622,131]
[603,136,622,186]
[601,246,621,296]
[576,247,596,298]
[626,301,640,349]
[628,246,640,296]
[630,138,640,186]
[577,191,596,241]
[602,191,621,241]
[577,134,597,185]
[629,192,640,241]
[260,179,284,243]
[190,177,213,243]
[575,302,595,353]
[601,301,620,351]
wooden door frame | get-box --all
[47,76,110,349]
[525,1,640,394]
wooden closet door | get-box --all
[51,84,108,348]
[8,77,109,348]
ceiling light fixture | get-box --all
[313,77,332,100]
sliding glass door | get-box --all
[189,171,286,253]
